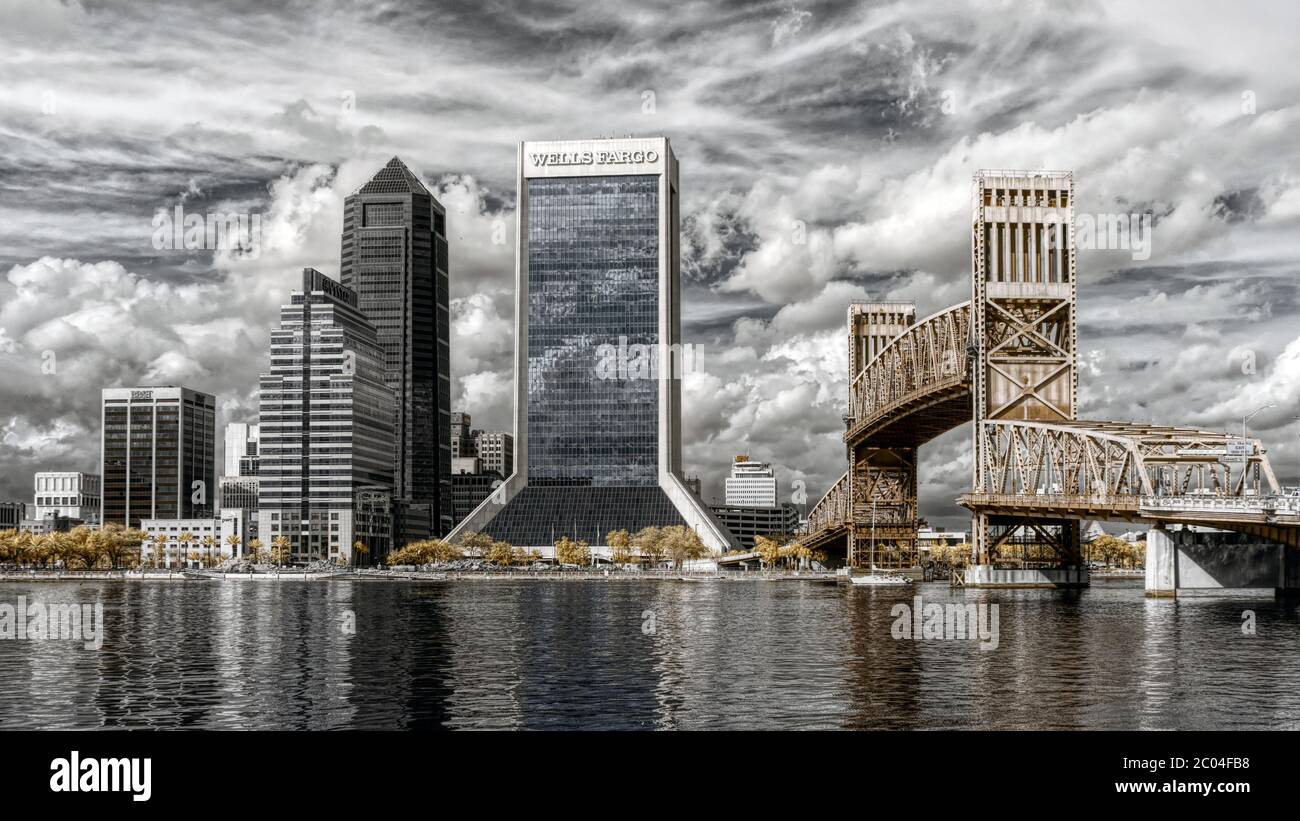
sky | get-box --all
[2,0,1300,529]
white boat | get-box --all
[849,508,912,586]
[850,572,911,587]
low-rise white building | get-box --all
[140,510,252,568]
[33,471,100,524]
[917,527,967,556]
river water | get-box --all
[0,578,1296,730]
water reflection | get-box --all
[0,579,1297,730]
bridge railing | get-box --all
[975,419,1281,502]
[1140,494,1300,517]
[805,469,850,535]
[848,302,971,428]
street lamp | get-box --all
[1242,403,1275,442]
[1293,414,1300,491]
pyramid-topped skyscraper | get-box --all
[341,158,451,543]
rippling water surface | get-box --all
[1,578,1297,730]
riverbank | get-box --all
[0,568,843,583]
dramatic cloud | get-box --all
[2,0,1300,529]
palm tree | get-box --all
[271,535,291,567]
[351,540,368,568]
[201,535,217,567]
[149,533,168,569]
[246,537,264,564]
[224,533,243,563]
[176,531,195,569]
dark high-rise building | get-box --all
[448,138,735,554]
[341,157,451,539]
[100,386,216,530]
[450,412,474,458]
[258,268,396,565]
[0,501,26,530]
[709,503,801,551]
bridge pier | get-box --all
[962,514,1087,587]
[962,564,1089,588]
[1145,526,1300,598]
[848,446,918,569]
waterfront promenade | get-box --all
[0,567,843,583]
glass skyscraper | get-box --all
[258,268,396,565]
[340,158,451,539]
[449,138,735,553]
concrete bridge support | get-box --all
[1145,526,1300,598]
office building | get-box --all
[710,503,800,551]
[475,431,513,478]
[101,386,216,530]
[140,510,252,567]
[449,137,735,553]
[724,457,777,507]
[32,471,100,524]
[258,268,396,565]
[917,526,967,554]
[0,501,25,530]
[450,456,504,528]
[341,157,451,539]
[218,475,260,540]
[219,476,259,510]
[451,412,474,457]
[449,412,514,479]
[223,422,260,477]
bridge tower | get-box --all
[847,301,918,568]
[970,170,1080,566]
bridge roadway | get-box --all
[803,321,1298,556]
[803,170,1297,569]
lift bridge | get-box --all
[801,171,1297,581]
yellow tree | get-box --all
[458,531,493,559]
[246,537,265,564]
[607,529,635,565]
[176,531,195,569]
[201,535,218,567]
[0,529,16,564]
[434,540,463,562]
[1089,535,1131,568]
[10,530,34,566]
[224,533,243,562]
[554,536,591,566]
[487,540,516,566]
[632,526,666,568]
[271,535,291,567]
[352,540,368,568]
[754,536,783,569]
[661,525,706,570]
[109,527,146,568]
[385,543,417,566]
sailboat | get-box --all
[849,499,911,586]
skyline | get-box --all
[4,1,1300,530]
